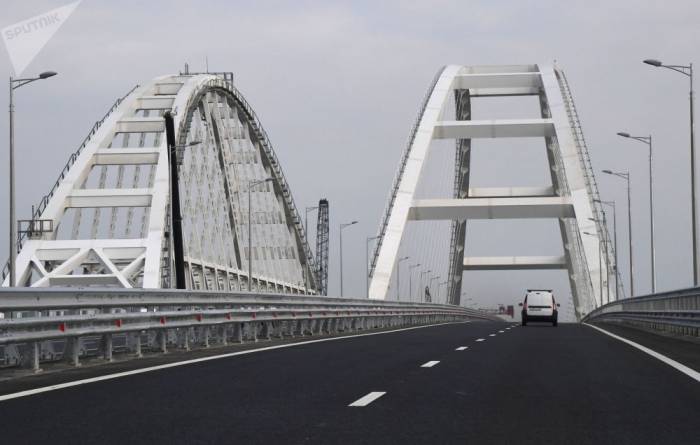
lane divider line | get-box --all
[0,321,471,403]
[455,346,468,351]
[421,361,440,368]
[584,323,700,383]
[498,330,505,333]
[475,338,485,342]
[489,334,496,337]
[349,391,386,407]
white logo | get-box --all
[2,1,82,76]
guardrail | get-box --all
[583,287,700,338]
[0,288,498,373]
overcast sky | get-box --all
[1,1,699,318]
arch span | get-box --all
[4,72,316,294]
[368,64,619,318]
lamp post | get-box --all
[603,170,633,297]
[366,235,379,298]
[248,178,273,291]
[595,199,619,299]
[588,215,610,304]
[643,59,696,285]
[8,71,57,287]
[396,256,409,300]
[408,263,421,302]
[584,231,602,305]
[339,220,358,297]
[429,276,440,303]
[419,269,431,301]
[438,281,448,303]
[617,132,656,292]
[304,206,318,294]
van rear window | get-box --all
[526,292,552,305]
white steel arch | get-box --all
[368,64,618,318]
[3,73,316,294]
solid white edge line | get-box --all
[0,321,470,402]
[584,323,700,383]
[421,361,440,368]
[349,391,386,407]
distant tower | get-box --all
[315,199,330,295]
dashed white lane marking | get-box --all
[0,321,468,403]
[585,323,700,383]
[349,392,386,407]
[421,361,440,368]
[498,330,505,333]
[489,334,497,337]
[476,338,485,342]
[455,346,468,351]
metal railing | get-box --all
[583,286,700,337]
[0,288,499,371]
[2,85,140,282]
[556,69,624,301]
[196,74,317,291]
[369,66,447,279]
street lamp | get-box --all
[644,58,696,285]
[396,256,409,300]
[583,231,602,305]
[339,220,358,297]
[595,199,619,299]
[8,71,57,287]
[408,263,421,302]
[588,215,610,304]
[303,206,318,293]
[603,170,634,296]
[248,178,273,291]
[174,140,201,164]
[438,281,448,303]
[365,235,379,298]
[419,269,431,301]
[429,275,440,303]
[617,132,656,292]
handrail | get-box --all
[369,66,447,278]
[583,286,700,336]
[2,84,140,281]
[199,75,317,290]
[0,288,499,371]
[556,69,624,301]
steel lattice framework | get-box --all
[3,72,316,294]
[315,198,329,295]
[368,64,618,318]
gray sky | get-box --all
[1,1,699,318]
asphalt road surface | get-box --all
[0,321,698,444]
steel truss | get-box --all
[3,73,316,294]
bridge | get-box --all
[0,64,698,444]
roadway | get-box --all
[0,321,698,444]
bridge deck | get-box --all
[0,322,697,444]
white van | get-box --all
[519,289,559,326]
